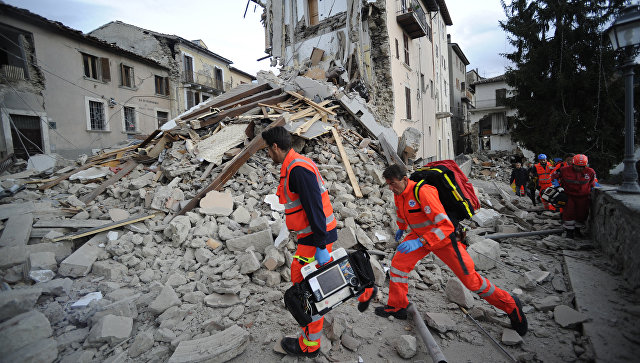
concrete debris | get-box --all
[0,288,42,322]
[168,325,249,363]
[200,190,234,216]
[466,238,500,270]
[149,285,181,314]
[71,291,102,309]
[502,329,524,346]
[87,314,133,346]
[554,305,589,328]
[445,278,475,308]
[424,312,457,333]
[394,335,418,359]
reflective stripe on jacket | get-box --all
[394,179,455,248]
[535,163,553,188]
[278,149,336,239]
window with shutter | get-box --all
[308,0,319,26]
[403,34,409,66]
[100,58,110,82]
[405,87,411,120]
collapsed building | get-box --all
[1,71,638,362]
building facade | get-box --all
[0,4,172,159]
[448,35,471,155]
[257,0,454,162]
[468,74,518,152]
[229,66,257,88]
[91,22,248,116]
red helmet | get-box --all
[573,154,588,166]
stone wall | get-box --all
[590,187,640,289]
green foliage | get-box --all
[500,0,631,177]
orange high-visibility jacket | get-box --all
[278,149,336,240]
[535,163,553,189]
[394,179,455,249]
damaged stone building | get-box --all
[447,34,472,155]
[255,0,455,162]
[0,5,172,159]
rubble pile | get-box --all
[469,150,524,184]
[0,75,601,362]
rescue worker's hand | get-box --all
[395,229,405,242]
[314,247,331,266]
[397,238,422,254]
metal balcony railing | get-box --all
[396,0,428,39]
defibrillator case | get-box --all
[541,186,568,207]
[284,248,375,326]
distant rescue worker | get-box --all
[552,154,596,238]
[510,162,529,196]
[552,154,575,176]
[534,154,555,210]
[526,161,538,206]
[262,126,341,357]
[374,164,528,336]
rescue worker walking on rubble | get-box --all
[262,126,339,357]
[534,154,555,210]
[374,164,528,336]
[526,161,538,206]
[552,154,596,238]
[510,162,529,196]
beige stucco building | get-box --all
[257,0,453,163]
[229,66,257,89]
[91,22,255,116]
[0,4,172,159]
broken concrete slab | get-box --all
[0,287,42,322]
[26,242,73,263]
[87,314,133,346]
[424,312,456,333]
[164,215,191,246]
[502,329,523,346]
[0,245,27,269]
[108,208,130,222]
[394,334,417,359]
[71,291,103,309]
[472,208,501,227]
[226,229,273,254]
[69,166,110,182]
[1,337,57,363]
[128,331,154,358]
[149,285,181,314]
[29,251,57,271]
[0,201,35,220]
[262,246,285,271]
[334,227,357,250]
[27,154,57,173]
[533,295,561,312]
[92,259,128,281]
[58,233,105,277]
[518,270,550,290]
[554,305,588,328]
[204,293,241,308]
[0,213,33,248]
[239,250,261,274]
[0,310,53,356]
[37,278,73,296]
[200,190,234,216]
[168,324,249,363]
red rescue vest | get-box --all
[277,149,336,239]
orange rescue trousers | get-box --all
[386,237,517,314]
[290,243,333,353]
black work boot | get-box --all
[565,229,575,239]
[280,337,319,358]
[374,305,407,320]
[508,296,528,336]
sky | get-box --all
[5,0,513,78]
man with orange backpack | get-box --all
[372,164,528,336]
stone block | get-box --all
[502,329,523,345]
[0,245,27,269]
[29,251,58,271]
[128,331,154,358]
[0,213,33,248]
[253,270,281,287]
[334,227,357,250]
[26,242,73,263]
[231,206,251,224]
[472,208,501,227]
[87,314,133,346]
[553,305,588,328]
[200,190,234,216]
[239,250,261,274]
[58,234,105,277]
[394,335,417,359]
[424,312,456,333]
[248,216,269,233]
[341,334,360,351]
[164,215,191,246]
[149,285,181,314]
[262,246,285,271]
[0,310,52,356]
[226,229,273,254]
[92,260,128,281]
[108,208,130,222]
[0,288,42,322]
[168,325,249,363]
[466,239,500,270]
[445,278,475,308]
[533,295,561,312]
[518,270,550,290]
[370,258,386,287]
[204,293,241,308]
[37,278,73,296]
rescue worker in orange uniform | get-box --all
[552,154,596,238]
[262,126,346,357]
[374,164,528,336]
[534,154,555,210]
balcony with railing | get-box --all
[182,71,225,94]
[396,0,428,39]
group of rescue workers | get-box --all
[262,126,528,358]
[510,153,597,239]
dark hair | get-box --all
[383,164,407,180]
[261,126,292,151]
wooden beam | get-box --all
[330,127,363,198]
[138,129,162,149]
[80,160,138,204]
[286,91,337,116]
[34,219,107,229]
[180,83,271,120]
[88,145,137,162]
[38,160,102,190]
[52,214,155,242]
[218,88,283,111]
[193,93,289,129]
[175,115,287,217]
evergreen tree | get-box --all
[500,0,630,177]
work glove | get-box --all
[552,179,560,187]
[314,247,331,266]
[395,229,405,242]
[397,238,423,254]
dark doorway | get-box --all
[10,114,42,159]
